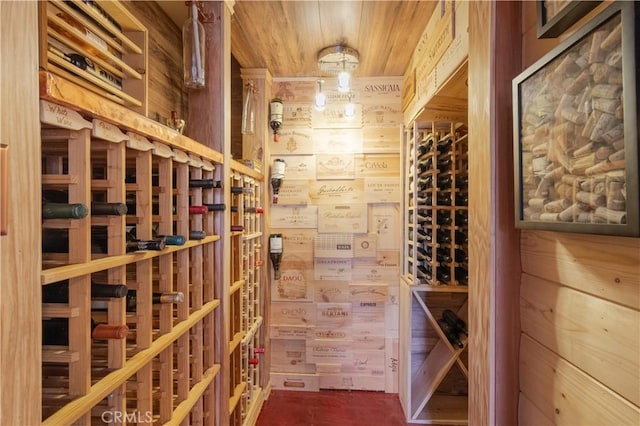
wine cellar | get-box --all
[2,1,640,426]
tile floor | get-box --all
[256,389,408,426]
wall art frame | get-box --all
[537,0,601,39]
[513,1,639,237]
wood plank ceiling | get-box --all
[157,1,436,78]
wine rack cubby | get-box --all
[39,72,224,424]
[401,60,469,424]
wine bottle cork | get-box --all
[566,69,591,95]
[606,180,626,211]
[560,106,587,125]
[589,113,617,142]
[593,98,620,115]
[606,48,622,69]
[539,213,560,222]
[608,70,623,85]
[585,159,624,176]
[528,198,547,211]
[577,212,607,224]
[554,52,581,76]
[588,29,608,63]
[594,145,613,161]
[572,142,594,158]
[543,198,571,213]
[558,203,585,222]
[601,22,622,51]
[594,206,627,224]
[576,190,606,208]
[554,94,577,118]
[601,124,624,144]
[590,63,610,84]
[591,84,622,100]
[581,112,601,139]
[570,153,597,175]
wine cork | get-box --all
[558,203,585,222]
[606,48,622,69]
[576,190,606,208]
[588,29,608,63]
[590,63,610,84]
[590,113,617,142]
[539,213,560,222]
[601,23,622,51]
[608,70,623,85]
[595,206,627,224]
[555,52,581,76]
[601,124,624,144]
[585,159,624,176]
[566,69,591,95]
[570,153,597,175]
[615,104,623,120]
[612,138,624,151]
[591,84,622,99]
[572,142,594,158]
[543,198,571,213]
[560,106,587,125]
[594,145,613,161]
[554,94,577,118]
[606,180,626,211]
[581,111,600,139]
[593,98,620,114]
[528,198,547,211]
[577,212,607,224]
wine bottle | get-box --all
[42,281,128,303]
[436,318,464,348]
[437,158,452,172]
[42,318,129,345]
[436,210,452,225]
[157,234,186,246]
[189,179,222,189]
[437,230,451,244]
[417,176,433,191]
[123,227,166,252]
[436,175,453,189]
[413,246,430,261]
[437,135,453,152]
[416,265,432,280]
[455,230,468,245]
[230,186,244,195]
[455,211,469,226]
[416,228,432,242]
[43,188,126,216]
[454,267,469,285]
[454,248,469,263]
[42,200,89,219]
[189,205,208,215]
[269,234,283,279]
[269,98,284,142]
[230,225,244,232]
[203,203,226,211]
[271,158,286,204]
[455,193,469,206]
[416,158,434,175]
[91,291,184,312]
[436,267,451,283]
[443,309,468,336]
[189,230,206,240]
[455,174,469,189]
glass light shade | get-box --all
[315,92,326,111]
[344,101,356,119]
[337,71,350,93]
[182,3,205,89]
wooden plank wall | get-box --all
[0,2,42,425]
[518,2,640,424]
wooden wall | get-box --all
[518,2,640,424]
[0,2,42,425]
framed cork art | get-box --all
[513,1,639,236]
[537,0,601,39]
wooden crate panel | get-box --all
[282,104,312,128]
[352,334,386,351]
[364,177,402,203]
[319,373,385,391]
[276,155,316,179]
[272,252,314,302]
[316,154,355,180]
[342,349,386,376]
[271,129,314,155]
[315,303,353,340]
[385,285,400,338]
[270,205,318,229]
[385,338,400,393]
[318,204,367,233]
[271,372,320,392]
[270,325,315,340]
[313,129,363,153]
[314,233,354,259]
[270,301,316,327]
[271,339,316,374]
[280,229,316,255]
[368,204,401,250]
[352,258,400,283]
[349,283,388,303]
[308,179,365,205]
[353,233,377,258]
[273,80,314,104]
[312,104,363,130]
[314,281,350,303]
[362,127,401,153]
[276,179,311,205]
[314,258,352,281]
[306,339,353,364]
[354,154,400,178]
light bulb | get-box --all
[315,80,326,111]
[337,71,350,93]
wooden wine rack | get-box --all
[228,162,266,426]
[400,61,469,424]
[39,70,224,425]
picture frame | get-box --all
[513,1,639,237]
[537,0,601,39]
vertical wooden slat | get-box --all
[190,166,204,425]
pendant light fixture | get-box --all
[344,92,356,120]
[314,79,326,111]
[317,44,359,93]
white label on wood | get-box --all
[272,129,314,154]
[314,258,352,281]
[271,205,318,229]
[318,204,367,233]
[313,129,363,154]
[362,104,403,128]
[309,179,365,205]
[277,180,310,205]
[362,128,401,153]
[355,154,401,178]
[92,119,128,143]
[354,78,403,104]
[125,131,154,151]
[314,234,354,258]
[152,141,173,158]
[40,100,92,130]
[316,154,355,180]
[365,177,401,203]
[353,233,377,258]
[277,155,316,179]
[369,204,401,250]
[283,104,312,128]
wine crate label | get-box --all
[277,155,316,179]
[271,301,316,327]
[312,103,363,129]
[280,229,316,255]
[126,131,154,152]
[313,129,363,154]
[277,179,311,205]
[314,258,352,281]
[314,281,350,303]
[271,372,320,392]
[271,339,316,374]
[316,154,355,180]
[40,100,92,130]
[349,283,388,304]
[362,104,403,128]
[316,303,353,338]
[270,205,318,229]
[354,233,377,258]
[271,129,314,154]
[188,153,204,168]
[171,148,189,163]
[283,104,312,128]
[306,339,353,364]
[362,127,401,153]
[314,234,354,258]
[318,204,367,233]
[270,325,315,340]
[319,373,385,391]
[92,119,128,143]
[377,250,400,268]
[309,179,365,205]
[352,334,386,351]
[273,80,315,103]
[385,338,400,393]
[369,204,401,250]
[365,177,401,203]
[150,141,172,158]
[355,154,401,178]
[353,78,403,104]
[272,252,313,302]
[352,258,399,283]
[342,349,386,376]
